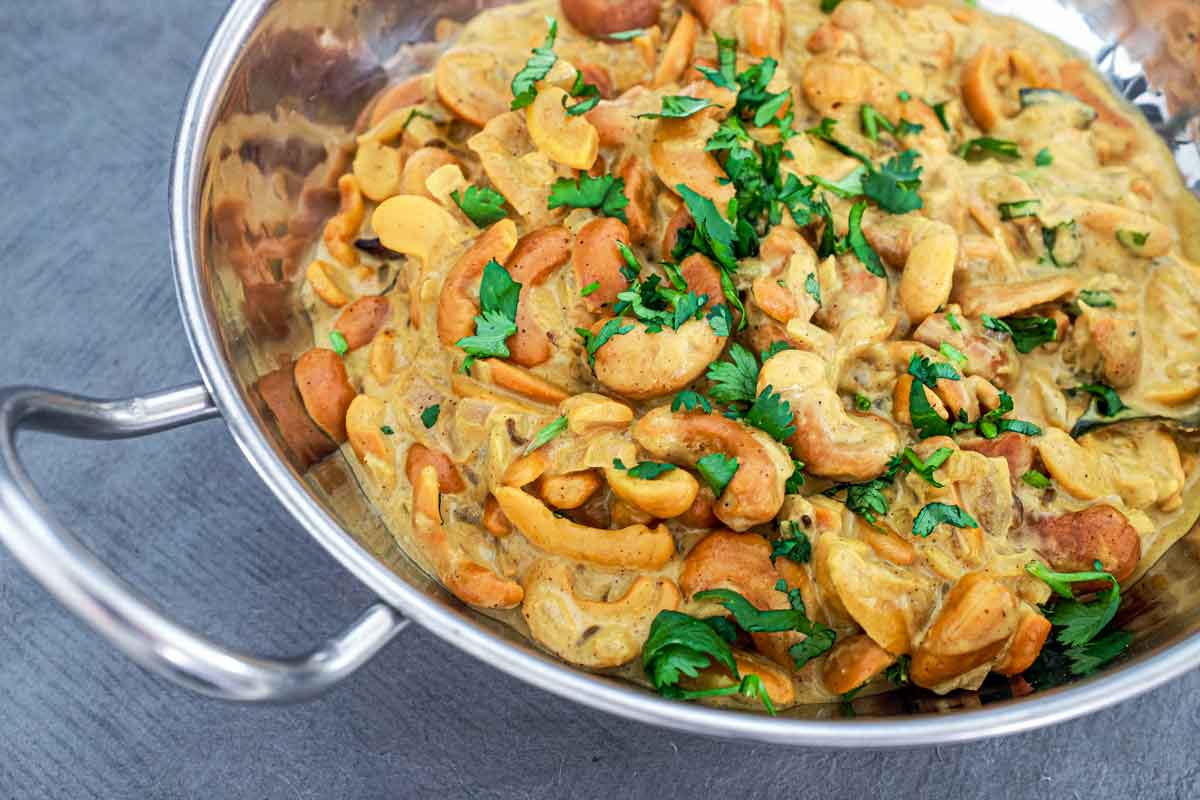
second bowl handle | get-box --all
[0,382,406,701]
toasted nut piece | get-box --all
[412,465,523,608]
[477,359,569,405]
[562,393,634,434]
[527,87,599,171]
[405,443,466,494]
[346,395,397,493]
[294,348,356,443]
[863,525,917,566]
[501,450,549,488]
[962,432,1033,484]
[369,329,399,383]
[959,276,1077,318]
[592,318,726,401]
[737,0,786,59]
[899,229,958,324]
[1080,201,1173,258]
[373,194,461,267]
[994,607,1052,676]
[334,296,391,351]
[323,175,366,267]
[434,47,510,126]
[573,217,632,311]
[483,493,511,536]
[560,0,660,38]
[307,260,349,307]
[822,633,896,695]
[437,219,520,346]
[505,225,573,367]
[493,486,675,569]
[522,560,680,668]
[911,573,1018,690]
[399,147,460,200]
[760,350,901,482]
[468,111,562,224]
[367,76,427,128]
[258,364,337,468]
[352,139,403,202]
[605,465,700,519]
[653,11,699,88]
[1035,426,1184,509]
[682,0,735,27]
[1030,505,1141,587]
[634,408,792,531]
[685,649,797,708]
[678,484,719,528]
[961,46,1056,132]
[617,156,655,244]
[1088,316,1142,389]
[681,530,797,668]
[540,470,603,510]
[611,498,656,527]
[1060,60,1137,163]
[577,63,615,99]
[892,373,949,426]
[651,108,735,209]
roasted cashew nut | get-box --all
[334,296,391,352]
[958,275,1077,318]
[758,350,900,482]
[1035,426,1184,510]
[561,393,634,435]
[1030,505,1141,586]
[910,572,1018,691]
[323,174,365,267]
[493,486,675,569]
[821,633,896,695]
[434,47,511,126]
[294,348,357,443]
[573,217,632,312]
[560,0,660,38]
[650,92,735,208]
[527,87,600,171]
[437,219,520,347]
[346,395,397,495]
[504,225,573,367]
[591,318,726,401]
[521,560,680,668]
[633,408,791,531]
[604,465,700,519]
[373,194,462,270]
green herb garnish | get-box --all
[452,185,508,227]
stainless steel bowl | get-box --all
[1,0,1197,746]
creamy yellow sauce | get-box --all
[285,0,1200,709]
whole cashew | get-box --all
[504,225,573,367]
[527,87,600,171]
[1030,505,1141,586]
[346,395,397,494]
[993,606,1052,677]
[910,572,1018,690]
[405,443,466,494]
[899,227,959,325]
[539,470,603,510]
[306,260,349,308]
[560,0,660,39]
[592,318,726,401]
[605,465,700,519]
[334,296,391,352]
[366,75,426,129]
[751,237,821,325]
[958,275,1077,318]
[821,633,896,695]
[352,139,403,203]
[323,175,365,267]
[474,359,569,405]
[653,11,699,88]
[736,0,786,59]
[758,350,900,482]
[1085,315,1142,389]
[573,218,632,312]
[521,560,680,668]
[434,47,511,126]
[373,194,462,269]
[562,393,634,435]
[617,155,655,245]
[650,98,735,208]
[962,46,1057,132]
[412,465,523,608]
[633,408,791,531]
[437,219,520,347]
[493,486,675,569]
[680,530,798,668]
[294,348,357,443]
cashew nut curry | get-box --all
[280,0,1200,711]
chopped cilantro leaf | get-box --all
[565,68,601,115]
[761,340,792,363]
[380,425,394,436]
[1022,469,1051,489]
[772,523,812,564]
[804,272,822,306]
[940,341,968,367]
[706,343,760,407]
[1026,561,1122,647]
[420,405,440,429]
[947,311,962,332]
[697,453,739,495]
[580,281,599,297]
[854,393,872,411]
[606,28,645,41]
[1035,147,1054,167]
[930,101,951,132]
[706,304,733,336]
[847,201,885,277]
[1069,383,1128,417]
[672,390,713,414]
[329,331,349,356]
[456,260,521,369]
[637,96,717,119]
[902,446,954,488]
[981,314,1057,354]
[509,17,558,110]
[613,459,676,480]
[525,415,567,454]
[1078,289,1115,308]
[807,166,868,199]
[958,136,1021,161]
[548,174,629,222]
[862,150,924,214]
[576,319,633,369]
[452,185,508,227]
[744,386,797,442]
[912,502,978,538]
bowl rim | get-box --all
[169,0,1200,746]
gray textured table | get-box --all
[1,2,1198,798]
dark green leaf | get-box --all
[902,446,953,488]
[329,331,349,356]
[912,502,979,538]
[452,185,508,227]
[1035,147,1054,167]
[548,174,629,222]
[637,96,717,120]
[525,415,568,454]
[772,522,811,564]
[697,453,739,495]
[706,343,760,407]
[981,314,1057,354]
[1022,469,1051,489]
[420,405,440,429]
[1069,383,1128,417]
[998,199,1041,220]
[958,136,1021,161]
[847,201,885,277]
[706,304,733,337]
[804,272,822,306]
[1078,289,1115,308]
[566,69,601,115]
[862,150,924,215]
[577,319,633,369]
[672,390,713,414]
[744,385,797,442]
[510,17,558,110]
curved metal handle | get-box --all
[0,382,406,701]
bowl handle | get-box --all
[0,382,406,701]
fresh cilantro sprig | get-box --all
[455,260,521,371]
[697,453,739,495]
[566,68,601,115]
[744,386,797,443]
[509,17,558,110]
[697,585,836,670]
[576,319,633,369]
[549,174,629,221]
[637,96,717,119]
[706,343,760,407]
[771,521,811,564]
[912,502,979,538]
[525,415,567,454]
[420,405,440,429]
[1068,383,1128,418]
[672,390,713,414]
[452,185,508,227]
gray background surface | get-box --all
[0,2,1198,798]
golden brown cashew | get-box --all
[617,156,655,245]
[633,409,791,531]
[958,276,1077,318]
[373,194,461,269]
[573,218,632,311]
[994,606,1052,676]
[562,393,634,434]
[294,348,357,443]
[405,443,466,495]
[1035,426,1184,510]
[678,484,719,528]
[258,364,338,469]
[434,47,511,126]
[539,470,603,510]
[475,359,569,405]
[962,46,1057,132]
[322,175,365,267]
[1086,315,1142,389]
[605,465,700,519]
[653,11,699,88]
[527,87,600,171]
[482,493,511,537]
[493,486,675,569]
[592,318,726,401]
[737,0,786,59]
[682,0,735,28]
[650,97,735,208]
[369,329,398,383]
[504,225,573,367]
[684,649,797,708]
[759,350,900,482]
[334,296,391,352]
[398,147,461,200]
[437,219,520,346]
[822,633,896,695]
[306,260,349,308]
[412,466,523,609]
[345,395,397,494]
[680,530,798,668]
[521,560,680,668]
[911,573,1018,690]
[899,228,959,325]
[1030,505,1141,587]
[366,75,427,129]
[352,139,403,202]
[560,0,660,38]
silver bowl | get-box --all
[0,0,1197,746]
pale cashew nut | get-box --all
[521,560,680,668]
[527,87,600,171]
[539,470,603,510]
[605,465,700,519]
[650,103,735,209]
[633,408,791,531]
[352,139,403,202]
[294,348,357,443]
[899,227,959,325]
[680,530,798,668]
[306,259,349,307]
[573,217,632,311]
[821,633,896,695]
[493,486,675,569]
[373,194,461,269]
[1080,201,1173,258]
[500,449,549,489]
[592,318,726,401]
[369,329,399,383]
[1086,315,1142,389]
[412,465,523,609]
[334,296,391,352]
[586,86,660,149]
[562,393,634,435]
[653,11,699,88]
[345,395,397,494]
[437,219,520,347]
[617,155,655,245]
[1035,426,1184,510]
[323,175,365,267]
[468,111,564,225]
[958,275,1077,318]
[910,572,1018,690]
[759,350,900,482]
[434,47,511,126]
[398,147,461,200]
